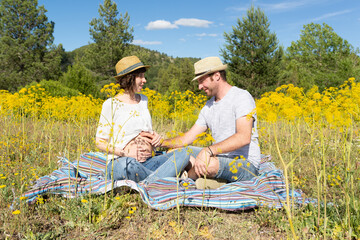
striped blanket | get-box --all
[22,152,306,211]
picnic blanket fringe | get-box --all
[18,152,308,211]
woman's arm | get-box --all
[95,137,125,157]
[96,136,152,162]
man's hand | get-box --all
[194,148,211,177]
[140,131,163,147]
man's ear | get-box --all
[214,72,221,81]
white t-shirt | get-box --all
[195,87,261,168]
[96,94,153,159]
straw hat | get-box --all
[114,56,150,79]
[192,57,227,81]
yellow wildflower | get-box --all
[12,210,21,215]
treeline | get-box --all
[0,0,359,99]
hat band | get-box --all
[117,62,144,76]
[195,70,209,77]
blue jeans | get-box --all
[187,146,258,182]
[106,147,191,184]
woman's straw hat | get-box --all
[114,56,150,79]
[192,57,227,81]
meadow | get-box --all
[0,78,359,239]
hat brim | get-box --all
[192,65,227,81]
[113,65,150,79]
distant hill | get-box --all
[63,44,200,94]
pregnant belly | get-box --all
[123,134,153,162]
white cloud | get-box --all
[227,7,248,12]
[145,20,178,30]
[145,18,213,31]
[174,18,213,28]
[132,40,162,45]
[195,33,218,37]
[228,0,309,13]
[261,1,307,11]
[311,9,352,21]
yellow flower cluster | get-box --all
[0,77,357,139]
[142,88,207,130]
[125,206,137,219]
[0,84,103,122]
[168,90,207,126]
[100,83,124,98]
[141,88,171,124]
[256,77,359,129]
[327,165,343,187]
[192,132,215,147]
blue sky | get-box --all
[38,0,360,58]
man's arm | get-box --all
[161,124,207,148]
[208,116,253,155]
[140,124,207,149]
[194,116,253,177]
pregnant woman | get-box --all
[95,56,190,184]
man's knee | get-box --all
[185,146,202,157]
[206,157,220,178]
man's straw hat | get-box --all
[114,56,150,79]
[192,57,227,81]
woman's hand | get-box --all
[140,131,163,147]
[135,137,153,162]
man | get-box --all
[143,56,261,185]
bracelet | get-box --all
[207,146,214,157]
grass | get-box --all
[2,194,287,239]
[0,116,352,240]
[0,115,289,240]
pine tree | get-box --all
[0,0,61,91]
[221,6,283,98]
[156,59,199,94]
[284,23,360,91]
[60,63,100,97]
[84,0,133,78]
[176,58,199,93]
